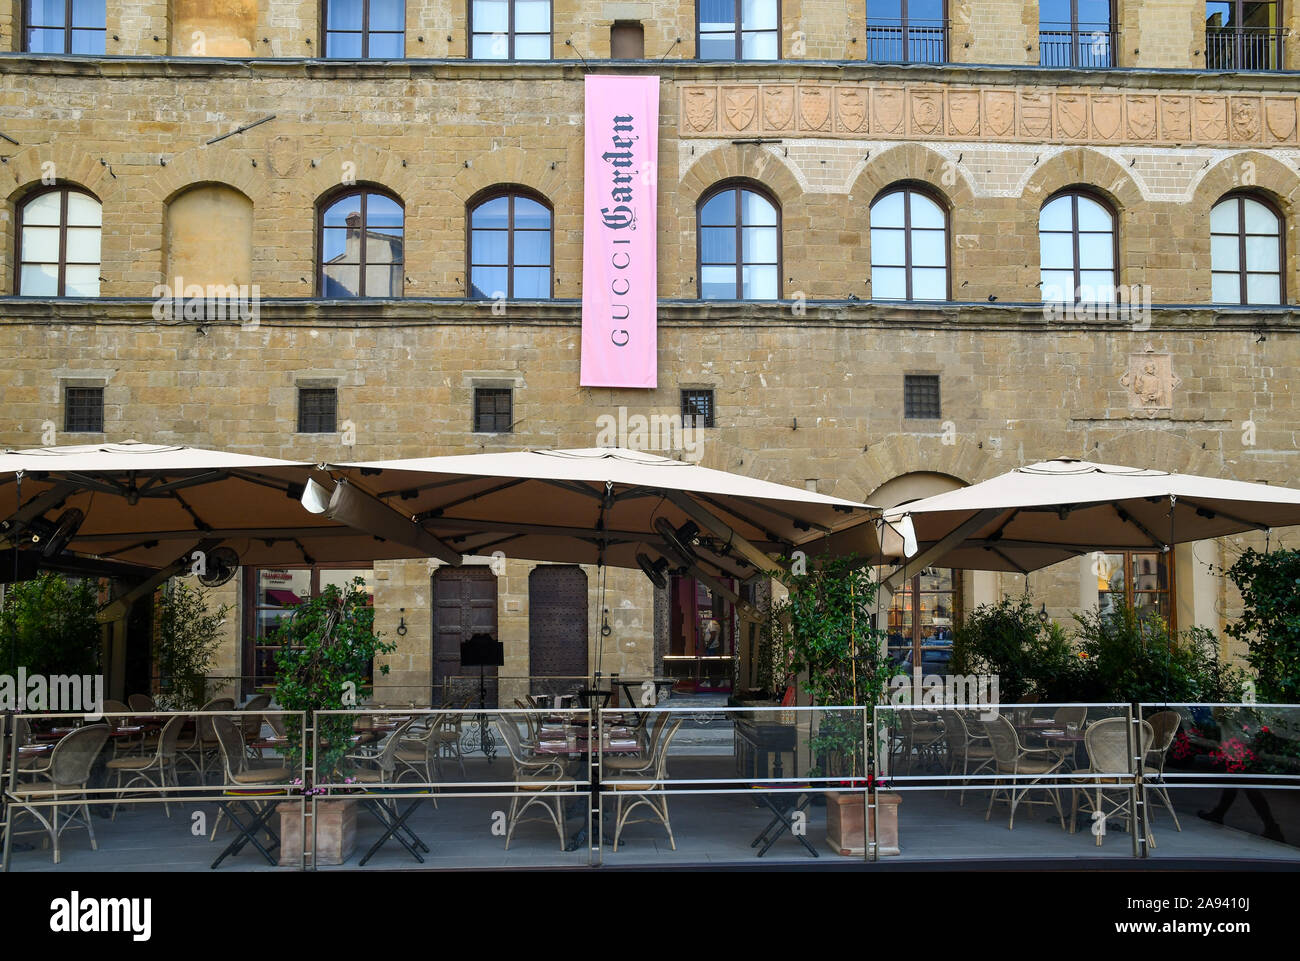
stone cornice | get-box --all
[1,53,1300,94]
[0,297,1295,333]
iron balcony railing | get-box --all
[1039,24,1118,68]
[1205,25,1286,70]
[864,19,948,64]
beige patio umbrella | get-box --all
[312,446,879,609]
[0,440,460,573]
[879,456,1300,580]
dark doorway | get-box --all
[528,565,588,693]
[433,566,498,706]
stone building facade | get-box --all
[1,0,1296,701]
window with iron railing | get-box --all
[1205,1,1285,70]
[865,0,946,64]
[1039,0,1115,67]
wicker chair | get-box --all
[127,694,156,714]
[178,697,235,782]
[1070,716,1156,846]
[896,710,947,774]
[7,724,111,863]
[496,715,570,849]
[107,713,187,819]
[1053,705,1088,730]
[610,717,685,851]
[984,714,1067,830]
[239,693,273,760]
[209,717,291,865]
[941,709,996,805]
[1143,710,1182,831]
[346,718,416,788]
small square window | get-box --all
[64,386,104,433]
[681,389,715,428]
[474,388,513,433]
[298,388,338,433]
[903,375,941,419]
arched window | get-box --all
[470,0,552,59]
[697,184,780,300]
[24,0,106,53]
[468,190,553,299]
[870,186,948,301]
[1211,193,1284,304]
[323,0,405,58]
[1039,190,1116,303]
[697,0,779,60]
[318,188,404,298]
[17,186,101,297]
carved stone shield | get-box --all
[837,89,868,133]
[1057,94,1087,139]
[1127,95,1157,139]
[910,90,943,136]
[1159,96,1191,141]
[799,87,831,131]
[1090,95,1121,140]
[684,87,717,132]
[984,91,1015,137]
[1230,98,1260,142]
[1020,92,1052,139]
[1265,98,1297,142]
[1195,97,1228,142]
[723,87,757,132]
[947,90,979,136]
[762,86,794,131]
[874,88,905,135]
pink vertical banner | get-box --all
[580,75,659,389]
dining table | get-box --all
[529,713,642,852]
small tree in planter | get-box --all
[154,582,229,710]
[767,554,898,855]
[267,578,395,864]
[1225,547,1300,704]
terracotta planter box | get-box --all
[278,799,357,866]
[825,791,900,857]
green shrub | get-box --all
[154,581,230,710]
[1225,547,1300,704]
[0,572,100,677]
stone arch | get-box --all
[449,146,570,208]
[1092,431,1231,479]
[1191,151,1300,218]
[678,144,803,211]
[846,142,976,212]
[1020,147,1142,213]
[163,182,255,289]
[830,435,992,507]
[302,144,418,204]
[145,149,267,207]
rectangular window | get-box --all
[903,374,941,419]
[243,566,376,694]
[323,0,406,58]
[1205,1,1283,70]
[866,0,947,64]
[25,0,107,54]
[1095,551,1174,627]
[470,0,552,59]
[298,387,338,433]
[64,385,104,433]
[474,387,513,432]
[681,389,716,428]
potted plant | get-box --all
[267,577,395,865]
[768,555,899,856]
[153,581,229,710]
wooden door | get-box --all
[433,566,498,706]
[528,565,588,693]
